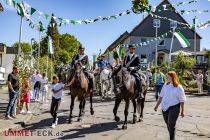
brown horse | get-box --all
[68,61,94,123]
[113,66,147,129]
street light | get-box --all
[168,21,177,68]
[153,19,160,67]
[30,38,35,68]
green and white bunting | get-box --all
[174,32,190,48]
[17,3,26,17]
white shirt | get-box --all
[159,83,187,111]
[129,53,134,59]
[51,83,65,99]
[35,74,42,82]
[40,77,48,92]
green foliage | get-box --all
[205,50,210,60]
[57,50,71,64]
[132,0,149,14]
[12,42,31,54]
[59,33,80,61]
[172,52,196,73]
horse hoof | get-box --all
[68,120,72,124]
[90,110,94,115]
[138,118,143,122]
[77,118,82,122]
[122,125,127,130]
[114,116,120,122]
[133,119,136,124]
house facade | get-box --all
[104,0,201,68]
[0,43,18,84]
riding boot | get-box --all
[135,79,144,99]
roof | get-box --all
[129,0,202,39]
[104,31,129,54]
[0,43,18,54]
[0,3,4,12]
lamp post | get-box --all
[153,19,160,67]
[168,21,177,68]
[30,38,35,68]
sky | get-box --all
[0,0,210,61]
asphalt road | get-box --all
[1,90,210,140]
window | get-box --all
[141,54,147,59]
[170,21,177,28]
[141,38,147,43]
[158,40,165,46]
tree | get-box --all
[205,50,210,61]
[12,42,31,54]
[57,50,71,64]
[132,0,149,14]
[59,33,80,61]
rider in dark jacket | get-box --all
[72,45,96,92]
[112,44,143,99]
[123,44,143,99]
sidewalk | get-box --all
[0,86,41,132]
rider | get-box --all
[112,44,143,99]
[72,45,96,92]
[97,54,109,70]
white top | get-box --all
[35,74,42,82]
[40,77,48,92]
[159,83,187,111]
[51,83,65,99]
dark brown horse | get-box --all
[68,61,94,123]
[113,66,147,129]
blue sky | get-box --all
[0,0,210,60]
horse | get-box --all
[113,66,147,129]
[68,61,94,123]
[100,67,113,99]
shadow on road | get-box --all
[55,121,123,140]
[22,115,69,130]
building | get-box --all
[0,3,4,12]
[104,0,201,68]
[0,43,18,84]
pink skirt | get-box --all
[20,91,31,103]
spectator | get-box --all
[195,70,204,94]
[146,69,152,90]
[19,75,31,114]
[152,67,166,101]
[154,71,186,140]
[50,76,65,128]
[34,71,42,101]
[5,66,19,120]
[40,73,48,103]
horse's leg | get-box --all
[132,99,137,124]
[68,95,75,124]
[113,97,121,122]
[82,99,86,116]
[122,99,130,130]
[90,92,94,115]
[78,99,84,122]
[139,97,145,121]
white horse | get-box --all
[100,68,113,99]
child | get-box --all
[40,73,48,103]
[50,76,65,128]
[19,75,31,114]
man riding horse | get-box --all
[112,44,144,99]
[71,45,96,92]
[97,55,109,70]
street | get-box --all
[1,90,210,140]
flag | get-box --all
[48,36,54,54]
[192,16,198,30]
[6,0,12,5]
[174,32,190,48]
[30,7,36,15]
[17,3,27,17]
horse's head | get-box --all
[74,61,83,79]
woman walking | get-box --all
[154,71,186,140]
[40,73,48,103]
[50,76,65,128]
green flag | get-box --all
[44,13,49,20]
[17,3,26,17]
[30,7,36,15]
